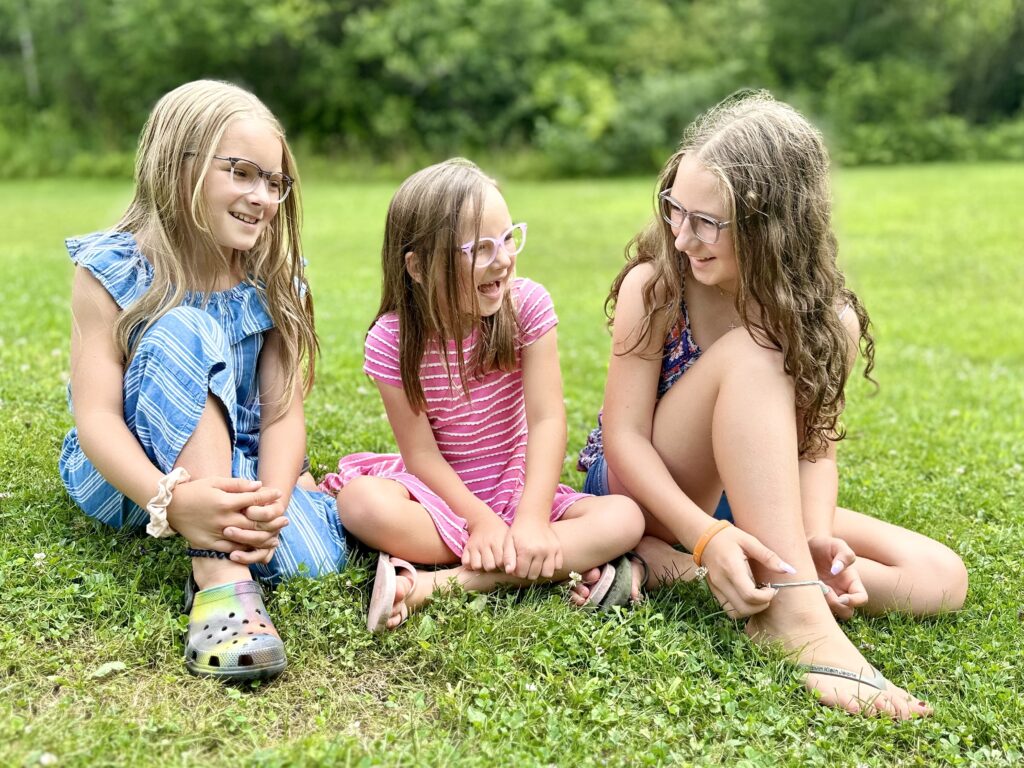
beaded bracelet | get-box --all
[145,467,191,538]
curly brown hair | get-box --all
[607,91,875,457]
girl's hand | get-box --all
[221,496,290,565]
[167,477,286,556]
[807,534,868,619]
[504,517,563,580]
[462,514,509,572]
[700,526,794,619]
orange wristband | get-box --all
[691,519,732,567]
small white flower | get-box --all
[39,752,58,766]
[568,570,583,587]
[34,552,46,561]
[524,683,537,692]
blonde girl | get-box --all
[577,93,967,717]
[320,158,644,631]
[60,80,347,681]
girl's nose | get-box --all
[246,181,273,205]
[493,244,514,270]
[674,218,698,251]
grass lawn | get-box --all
[1,164,1022,767]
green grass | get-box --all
[1,164,1022,767]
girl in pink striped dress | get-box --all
[320,158,645,631]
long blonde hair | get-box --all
[376,158,519,411]
[608,91,875,457]
[114,79,316,415]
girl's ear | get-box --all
[404,251,422,283]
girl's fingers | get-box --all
[222,527,280,548]
[742,536,796,575]
[245,504,287,523]
[503,535,517,574]
[210,477,262,493]
[229,547,275,565]
[831,540,857,574]
[825,591,855,620]
[481,546,497,573]
[541,552,556,580]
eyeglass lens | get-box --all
[227,158,291,203]
[466,224,527,266]
[659,194,721,244]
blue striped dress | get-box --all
[59,231,347,583]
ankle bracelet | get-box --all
[758,579,829,594]
[186,548,230,560]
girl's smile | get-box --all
[461,185,517,318]
[669,155,737,292]
[205,118,283,257]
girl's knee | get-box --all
[713,328,791,385]
[335,477,392,527]
[583,495,645,548]
[926,544,968,612]
[894,540,968,614]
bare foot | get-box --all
[745,600,932,719]
[382,566,458,630]
[567,567,604,607]
[630,535,698,597]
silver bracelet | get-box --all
[758,579,829,594]
[145,467,191,538]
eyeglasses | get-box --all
[459,223,528,268]
[185,151,293,203]
[214,155,293,203]
[658,190,730,245]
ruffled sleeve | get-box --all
[65,231,152,310]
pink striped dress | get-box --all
[320,278,589,556]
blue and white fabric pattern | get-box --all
[59,231,346,583]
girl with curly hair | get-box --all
[576,92,967,718]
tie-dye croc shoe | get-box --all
[183,576,287,681]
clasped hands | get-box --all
[166,476,289,565]
[700,527,867,620]
[461,513,562,581]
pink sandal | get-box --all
[366,552,419,633]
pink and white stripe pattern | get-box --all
[320,278,589,556]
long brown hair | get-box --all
[376,158,519,411]
[608,91,875,457]
[113,79,316,419]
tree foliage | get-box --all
[1,0,1021,176]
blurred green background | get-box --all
[2,0,1023,179]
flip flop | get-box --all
[800,663,889,691]
[596,555,634,609]
[366,553,418,633]
[579,562,616,609]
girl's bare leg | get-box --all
[834,507,967,616]
[173,396,253,591]
[338,480,645,628]
[640,329,931,718]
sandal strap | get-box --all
[801,664,888,691]
[626,550,650,590]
